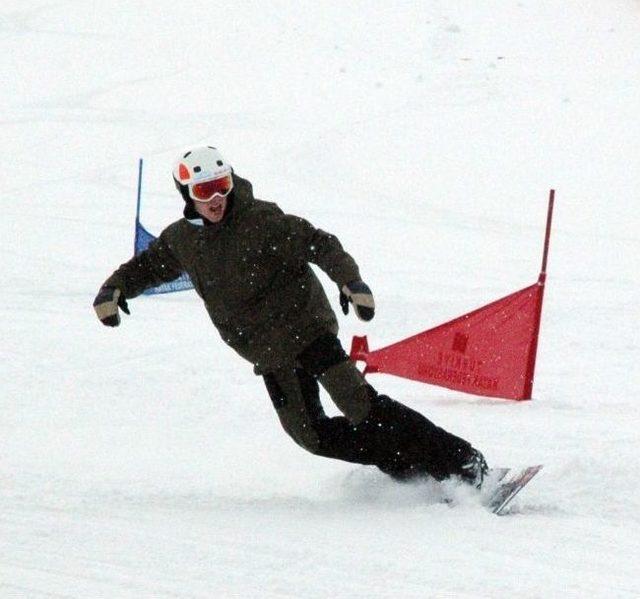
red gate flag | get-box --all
[350,190,555,401]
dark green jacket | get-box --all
[105,175,361,373]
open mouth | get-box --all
[207,201,225,218]
[193,195,227,222]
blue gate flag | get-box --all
[134,220,195,295]
[134,158,195,296]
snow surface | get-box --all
[2,1,640,597]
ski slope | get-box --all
[2,1,639,596]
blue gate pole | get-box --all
[133,157,143,255]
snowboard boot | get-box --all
[458,447,489,489]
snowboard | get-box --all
[483,465,543,515]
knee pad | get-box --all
[318,360,373,425]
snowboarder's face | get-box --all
[193,195,228,223]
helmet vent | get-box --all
[194,166,201,172]
[217,160,223,166]
[183,151,192,158]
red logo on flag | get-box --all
[452,332,468,354]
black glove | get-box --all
[93,285,130,327]
[339,280,375,321]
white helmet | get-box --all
[173,146,233,203]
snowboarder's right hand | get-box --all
[93,285,130,327]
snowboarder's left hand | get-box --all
[339,280,375,321]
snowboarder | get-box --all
[94,146,488,486]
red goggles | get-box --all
[189,173,233,202]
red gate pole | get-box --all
[539,189,555,285]
[523,189,555,399]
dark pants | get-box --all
[263,334,476,481]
